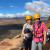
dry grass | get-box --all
[0,20,25,25]
[46,23,50,28]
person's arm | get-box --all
[42,22,47,45]
[43,30,47,45]
[22,26,25,36]
[21,26,30,38]
[29,28,33,32]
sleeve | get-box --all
[31,26,33,30]
[23,23,26,28]
[42,22,47,31]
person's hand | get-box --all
[29,28,33,31]
[32,31,34,34]
[43,41,46,45]
[25,33,30,38]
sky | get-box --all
[0,0,50,18]
[0,0,32,14]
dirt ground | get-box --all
[0,34,50,50]
[0,34,24,50]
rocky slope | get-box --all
[0,32,50,50]
[0,34,24,50]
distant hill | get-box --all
[0,17,48,20]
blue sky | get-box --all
[0,0,50,18]
[0,0,50,14]
[0,0,32,14]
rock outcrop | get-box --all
[0,34,24,50]
[47,16,50,23]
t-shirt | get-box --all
[23,23,33,40]
[23,23,33,30]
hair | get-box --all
[26,19,32,22]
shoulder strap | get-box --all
[33,21,42,30]
[36,21,42,33]
[33,21,42,34]
[37,21,42,31]
[38,21,42,29]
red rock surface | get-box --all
[0,34,50,50]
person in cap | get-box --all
[31,13,47,50]
[22,15,33,50]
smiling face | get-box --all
[27,19,32,24]
[34,18,40,24]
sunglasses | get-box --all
[34,18,40,21]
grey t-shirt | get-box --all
[23,23,33,39]
[23,23,33,30]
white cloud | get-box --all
[0,14,4,18]
[0,13,15,18]
[0,11,32,18]
[16,11,32,17]
[33,0,50,3]
[5,14,15,18]
[0,14,3,16]
[25,1,50,17]
[10,5,14,7]
[10,5,17,8]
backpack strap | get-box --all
[36,21,42,32]
[38,21,42,29]
[33,21,42,37]
[33,21,42,32]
